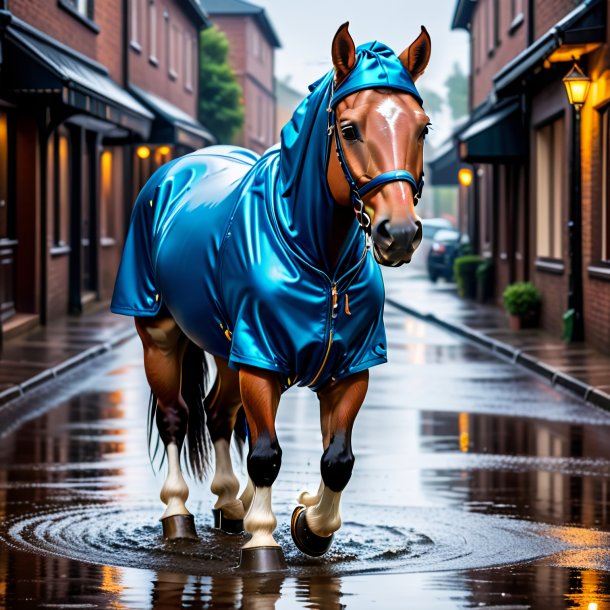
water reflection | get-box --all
[419,409,610,529]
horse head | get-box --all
[326,23,432,267]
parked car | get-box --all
[411,218,454,269]
[427,229,469,282]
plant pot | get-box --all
[508,314,521,331]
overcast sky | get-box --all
[251,0,470,144]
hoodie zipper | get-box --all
[308,282,337,387]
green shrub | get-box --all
[502,282,541,316]
[453,255,484,297]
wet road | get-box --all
[2,302,610,608]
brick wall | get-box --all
[128,0,199,117]
[212,15,276,152]
[470,0,528,108]
[534,0,581,39]
[10,0,123,81]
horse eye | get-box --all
[341,125,359,141]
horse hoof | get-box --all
[290,505,334,557]
[161,514,198,541]
[238,546,287,572]
[212,508,244,534]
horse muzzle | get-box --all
[371,218,422,267]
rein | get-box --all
[326,84,424,238]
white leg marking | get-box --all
[298,480,324,507]
[159,442,191,519]
[240,476,255,513]
[305,485,342,537]
[210,439,244,519]
[243,486,278,548]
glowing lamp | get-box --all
[158,145,171,156]
[562,62,591,109]
[458,167,473,187]
[136,145,151,159]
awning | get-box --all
[494,0,605,95]
[427,139,461,186]
[3,21,153,138]
[130,85,216,149]
[458,101,525,162]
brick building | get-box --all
[203,0,280,155]
[0,0,212,341]
[434,0,608,352]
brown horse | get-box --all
[128,23,431,571]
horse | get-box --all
[111,22,431,571]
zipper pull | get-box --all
[345,293,351,316]
[332,283,338,319]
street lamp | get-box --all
[562,60,591,342]
[562,62,591,110]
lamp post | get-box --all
[562,61,591,342]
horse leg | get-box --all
[291,370,369,556]
[135,316,197,540]
[238,366,286,571]
[206,356,247,533]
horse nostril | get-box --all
[373,219,392,247]
[412,220,423,249]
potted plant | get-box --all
[502,282,541,330]
[454,255,484,299]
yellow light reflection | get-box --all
[158,145,171,156]
[459,412,469,452]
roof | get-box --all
[494,0,605,94]
[181,0,212,27]
[202,0,281,48]
[130,85,215,148]
[452,0,478,31]
[3,16,152,137]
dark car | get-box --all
[427,229,469,282]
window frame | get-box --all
[58,0,99,33]
[535,114,565,264]
[148,0,158,65]
[130,0,142,52]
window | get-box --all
[0,112,8,241]
[487,0,499,54]
[167,17,180,79]
[148,0,158,64]
[601,109,610,262]
[100,149,116,241]
[49,129,71,248]
[61,0,94,20]
[185,36,193,92]
[130,0,141,51]
[535,117,565,259]
[510,0,524,32]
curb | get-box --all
[0,326,136,407]
[386,297,610,413]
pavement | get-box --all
[384,268,610,411]
[0,305,135,406]
[1,269,610,412]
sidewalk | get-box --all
[383,269,610,412]
[0,306,135,406]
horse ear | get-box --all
[398,26,431,82]
[332,22,356,85]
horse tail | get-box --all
[181,340,212,481]
[233,406,248,461]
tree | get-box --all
[418,88,443,115]
[444,62,468,120]
[199,26,244,144]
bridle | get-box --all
[326,84,424,239]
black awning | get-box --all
[494,0,605,95]
[428,139,461,186]
[458,101,525,162]
[3,22,153,137]
[130,85,216,149]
